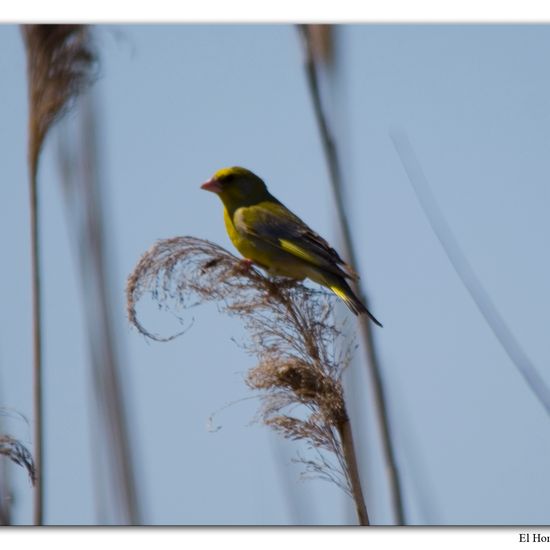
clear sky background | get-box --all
[0,24,549,525]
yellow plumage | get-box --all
[201,167,382,326]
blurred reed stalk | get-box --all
[57,93,142,524]
[127,237,371,525]
[0,461,10,525]
[0,416,12,525]
[391,131,550,417]
[0,372,12,525]
[22,24,96,525]
[297,25,405,524]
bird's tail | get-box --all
[330,280,383,327]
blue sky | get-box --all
[1,24,549,525]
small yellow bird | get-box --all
[201,167,382,326]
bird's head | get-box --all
[201,167,270,209]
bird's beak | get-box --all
[200,178,222,194]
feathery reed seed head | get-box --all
[127,236,355,495]
[0,435,36,486]
[22,24,97,179]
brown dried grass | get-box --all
[22,25,97,179]
[0,435,36,486]
[126,236,360,498]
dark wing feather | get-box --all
[234,200,358,280]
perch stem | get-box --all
[338,419,369,526]
[298,24,405,525]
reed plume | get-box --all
[127,236,370,525]
[22,24,96,525]
[23,25,97,182]
[0,435,36,487]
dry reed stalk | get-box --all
[298,25,405,524]
[21,24,96,525]
[306,25,333,65]
[127,236,370,525]
[0,456,9,525]
[392,131,550,416]
[57,95,142,524]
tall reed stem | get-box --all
[22,24,97,526]
[338,419,369,525]
[298,25,405,525]
[59,96,142,524]
[29,159,43,526]
[392,131,550,417]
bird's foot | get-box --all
[236,258,254,274]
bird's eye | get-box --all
[224,174,234,183]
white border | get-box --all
[3,0,550,23]
[2,527,549,550]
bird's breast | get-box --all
[223,207,261,260]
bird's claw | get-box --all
[235,258,254,274]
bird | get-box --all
[201,166,382,327]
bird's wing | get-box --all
[234,200,358,280]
